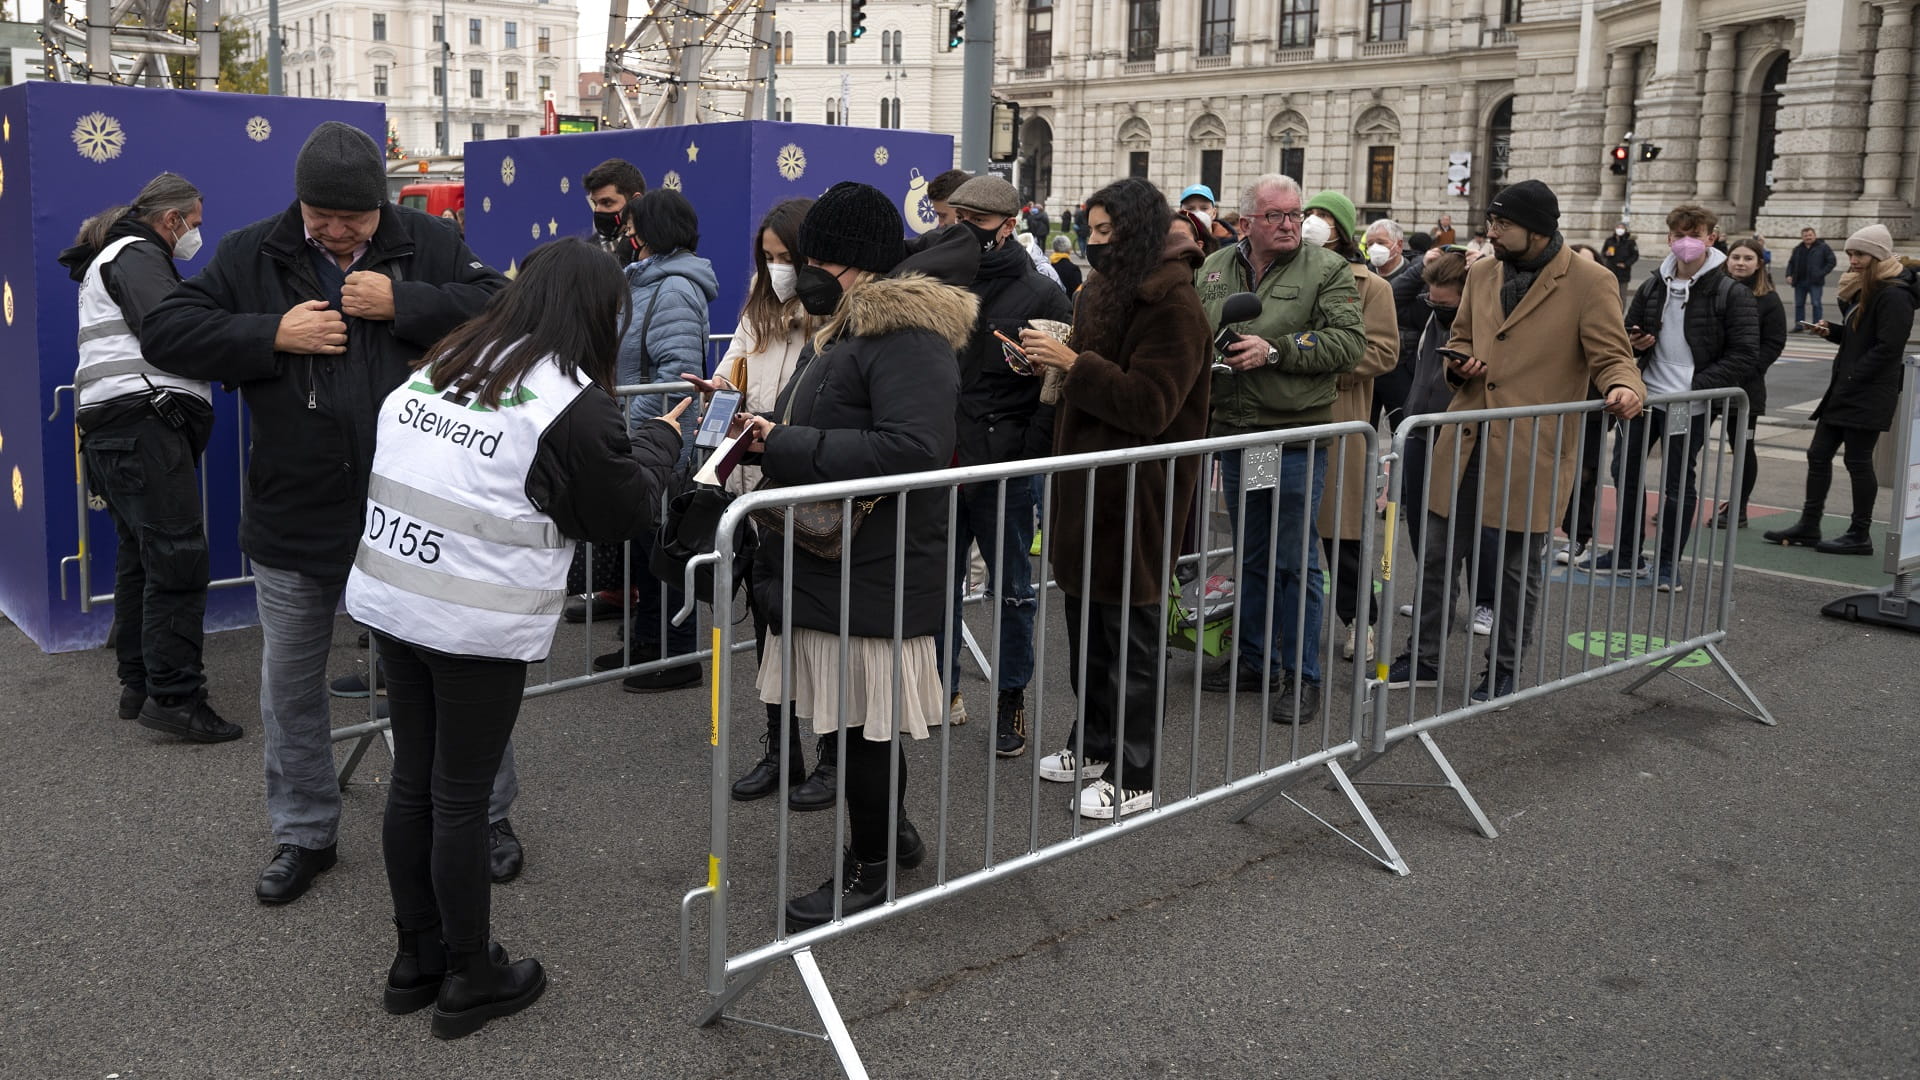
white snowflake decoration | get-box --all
[501,156,517,186]
[71,112,125,163]
[560,176,570,194]
[246,116,272,142]
[776,143,807,181]
[874,147,889,165]
[662,171,682,191]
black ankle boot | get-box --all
[732,706,806,801]
[896,816,925,869]
[1763,514,1824,546]
[785,850,893,930]
[431,945,547,1040]
[385,925,508,1015]
[1815,525,1874,555]
[788,733,840,812]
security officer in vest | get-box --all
[57,173,241,744]
[345,238,686,1038]
[143,122,509,906]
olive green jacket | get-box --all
[1194,240,1364,433]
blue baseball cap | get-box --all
[1179,184,1216,204]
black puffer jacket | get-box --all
[1737,281,1787,416]
[955,240,1073,465]
[142,202,506,580]
[751,270,980,639]
[1817,267,1919,431]
[1624,258,1761,393]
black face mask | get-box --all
[795,264,845,317]
[1084,241,1114,275]
[592,209,624,238]
[1425,298,1459,330]
[963,221,1002,252]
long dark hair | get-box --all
[739,197,813,352]
[1071,178,1172,356]
[73,172,200,251]
[418,237,629,403]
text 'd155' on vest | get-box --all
[75,236,212,412]
[345,354,589,662]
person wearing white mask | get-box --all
[700,197,824,801]
[1365,218,1425,432]
[57,173,240,744]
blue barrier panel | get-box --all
[0,81,384,653]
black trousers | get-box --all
[375,633,528,954]
[1612,409,1710,565]
[630,529,696,658]
[1320,536,1379,626]
[1060,595,1162,794]
[1400,430,1499,608]
[1804,422,1881,528]
[1558,412,1608,545]
[82,410,209,699]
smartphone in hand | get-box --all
[695,389,743,449]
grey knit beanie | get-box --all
[295,122,387,211]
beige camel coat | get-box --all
[1428,244,1647,533]
[1317,263,1400,541]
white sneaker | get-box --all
[948,692,968,726]
[1038,748,1108,782]
[1552,539,1588,565]
[1471,605,1494,636]
[1076,779,1152,819]
[1398,602,1415,617]
[1340,622,1357,659]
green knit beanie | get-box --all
[1304,190,1358,245]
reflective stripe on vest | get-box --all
[344,355,591,662]
[74,236,212,411]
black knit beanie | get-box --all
[1485,179,1559,238]
[799,182,906,274]
[295,122,388,211]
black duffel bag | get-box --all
[650,482,757,606]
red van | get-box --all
[398,182,465,218]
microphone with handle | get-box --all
[1211,291,1265,373]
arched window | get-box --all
[826,31,837,65]
[1026,0,1053,69]
[782,31,793,64]
[781,97,793,123]
[892,31,903,64]
[827,98,838,125]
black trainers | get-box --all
[138,693,243,743]
[488,819,524,884]
[1470,671,1516,710]
[1385,654,1439,690]
[1200,660,1281,694]
[621,662,702,693]
[995,689,1027,758]
[117,684,145,720]
[785,850,895,930]
[1270,675,1321,725]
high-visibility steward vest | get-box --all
[344,355,591,663]
[74,236,212,412]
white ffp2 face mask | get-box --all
[766,262,798,303]
[1301,215,1334,248]
[1366,243,1393,268]
[172,225,203,261]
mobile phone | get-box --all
[1437,348,1471,361]
[1798,321,1820,330]
[993,329,1035,375]
[992,328,1028,354]
[695,389,742,449]
[1213,327,1241,357]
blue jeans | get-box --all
[254,563,517,849]
[936,477,1037,692]
[1219,445,1327,686]
[1794,282,1824,325]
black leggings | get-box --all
[841,732,908,862]
[375,633,528,953]
[1804,422,1880,528]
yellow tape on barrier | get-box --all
[709,627,721,747]
[707,853,720,889]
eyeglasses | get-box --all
[1260,210,1307,226]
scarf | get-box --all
[1498,232,1564,318]
[1835,255,1905,304]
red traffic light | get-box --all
[1609,145,1629,162]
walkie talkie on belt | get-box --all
[142,375,189,430]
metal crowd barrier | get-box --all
[1271,388,1776,844]
[678,421,1399,1077]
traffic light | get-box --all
[850,0,868,40]
[1609,144,1629,175]
[947,8,965,50]
[1639,141,1661,162]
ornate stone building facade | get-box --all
[994,0,1917,242]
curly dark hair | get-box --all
[1071,178,1172,357]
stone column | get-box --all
[1755,0,1872,238]
[1853,1,1914,231]
[1598,47,1636,221]
[1457,0,1486,51]
[1556,0,1610,212]
[1692,26,1738,206]
[1629,0,1705,212]
[1455,80,1480,218]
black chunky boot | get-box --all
[1763,514,1824,547]
[785,850,893,930]
[384,925,507,1015]
[430,945,547,1040]
[788,733,840,812]
[1815,525,1874,555]
[732,705,806,801]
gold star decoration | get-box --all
[3,115,9,142]
[547,218,558,236]
[686,141,700,162]
[11,466,23,511]
[505,259,519,280]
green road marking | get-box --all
[1567,631,1710,667]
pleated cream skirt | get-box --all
[756,629,940,741]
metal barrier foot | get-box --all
[1230,761,1410,876]
[692,951,871,1080]
[332,718,394,790]
[1342,733,1499,841]
[1620,642,1778,727]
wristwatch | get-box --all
[1263,345,1281,366]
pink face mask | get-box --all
[1671,235,1708,263]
